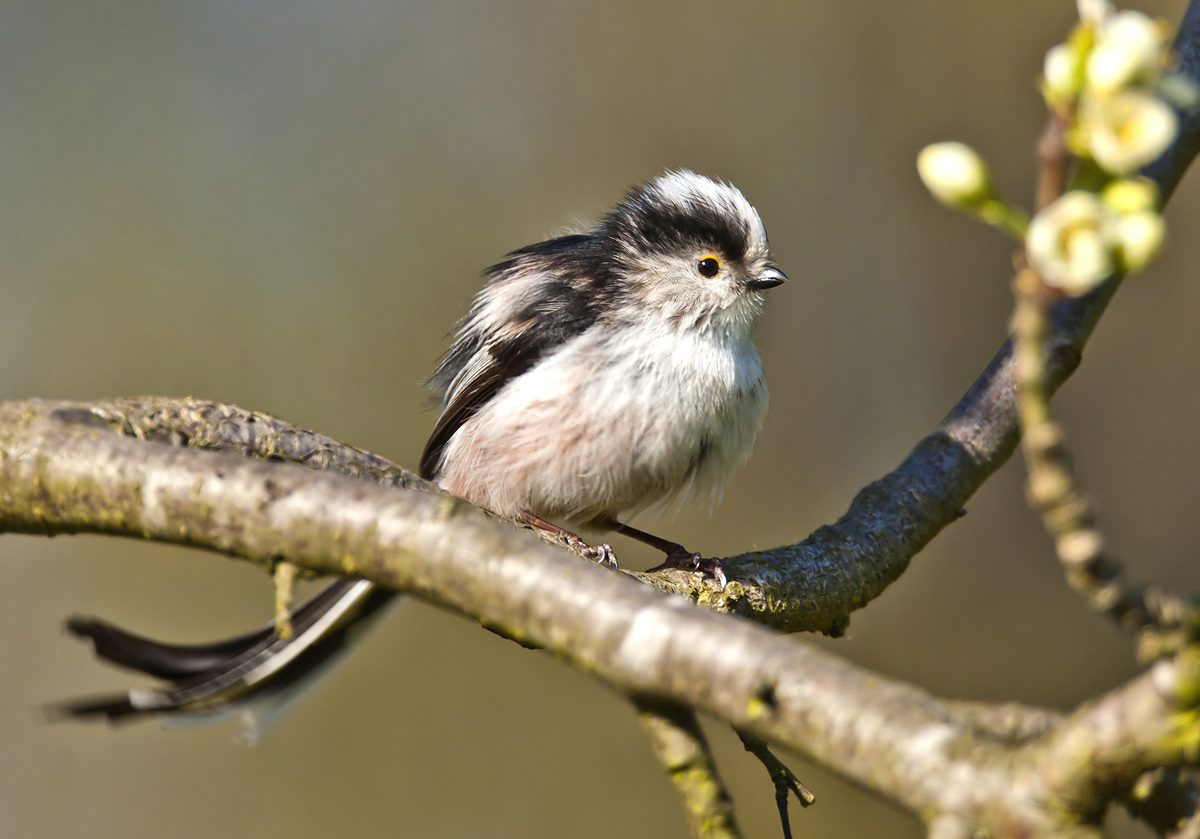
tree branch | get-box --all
[636,701,742,839]
[1144,0,1200,202]
[1029,649,1200,824]
[1014,263,1200,657]
[83,397,433,491]
[3,401,1199,834]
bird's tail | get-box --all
[53,579,402,744]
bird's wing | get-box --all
[420,235,608,480]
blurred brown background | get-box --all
[1,1,1197,836]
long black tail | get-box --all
[54,578,401,739]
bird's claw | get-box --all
[570,538,619,571]
[663,548,727,590]
[702,558,728,590]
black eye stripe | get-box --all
[698,257,721,278]
[600,185,753,266]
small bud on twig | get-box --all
[1101,177,1160,214]
[917,142,994,207]
[1113,210,1165,273]
[918,142,1030,240]
[1045,43,1087,103]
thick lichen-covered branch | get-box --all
[1028,648,1200,825]
[2,402,1200,835]
[83,397,434,492]
[69,397,742,835]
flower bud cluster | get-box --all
[917,3,1180,296]
[1024,3,1184,293]
[1026,180,1163,294]
[1045,8,1194,174]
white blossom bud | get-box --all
[1087,11,1165,93]
[1101,177,1159,214]
[1044,43,1084,101]
[1080,88,1178,174]
[916,142,994,207]
[1026,191,1115,294]
[1113,210,1165,273]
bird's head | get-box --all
[597,170,786,332]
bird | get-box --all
[56,170,787,738]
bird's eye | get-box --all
[697,256,721,278]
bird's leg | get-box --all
[518,511,618,570]
[603,520,727,589]
[604,520,692,560]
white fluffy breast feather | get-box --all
[435,317,768,524]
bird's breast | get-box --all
[436,321,768,521]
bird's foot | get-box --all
[658,547,727,590]
[568,536,619,571]
[518,510,619,570]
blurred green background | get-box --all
[1,1,1197,836]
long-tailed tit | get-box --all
[59,171,786,734]
[423,171,785,574]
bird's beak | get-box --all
[744,266,788,292]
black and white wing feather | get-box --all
[420,234,615,480]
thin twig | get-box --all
[1013,270,1197,656]
[1035,111,1073,211]
[273,560,297,639]
[736,730,814,839]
